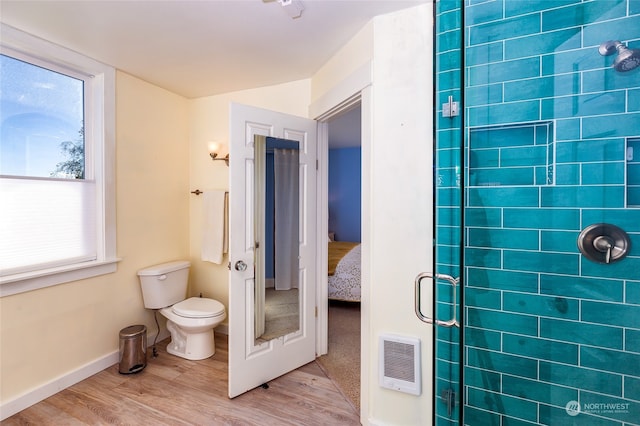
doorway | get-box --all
[317,104,362,410]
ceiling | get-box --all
[1,1,428,148]
[0,0,426,100]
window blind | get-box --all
[0,177,97,275]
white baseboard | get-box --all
[0,350,118,421]
[0,326,231,420]
[0,330,171,421]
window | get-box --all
[0,24,117,296]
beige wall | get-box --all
[0,71,190,405]
[310,21,373,104]
[367,5,433,424]
[187,79,312,319]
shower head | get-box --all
[599,40,640,72]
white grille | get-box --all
[379,334,421,395]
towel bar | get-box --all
[191,189,228,195]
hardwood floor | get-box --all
[2,334,360,425]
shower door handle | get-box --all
[414,272,459,328]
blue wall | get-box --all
[436,1,640,425]
[328,147,361,242]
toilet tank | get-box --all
[137,260,190,309]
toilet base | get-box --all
[165,320,216,360]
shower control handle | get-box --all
[578,223,631,264]
[593,235,614,264]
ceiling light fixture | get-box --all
[277,0,304,19]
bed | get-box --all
[328,241,361,302]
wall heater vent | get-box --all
[378,334,421,396]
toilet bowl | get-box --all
[137,261,227,361]
[160,297,226,360]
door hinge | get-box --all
[315,306,318,317]
[442,95,460,118]
[316,159,319,170]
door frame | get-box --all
[311,62,373,419]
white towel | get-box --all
[201,190,228,264]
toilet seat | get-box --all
[172,297,225,319]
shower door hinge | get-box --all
[442,96,459,118]
[442,388,456,417]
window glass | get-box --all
[0,53,85,179]
[1,24,116,296]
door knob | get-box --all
[578,223,631,264]
[234,260,248,271]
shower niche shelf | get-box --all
[468,121,554,187]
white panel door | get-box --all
[228,102,317,398]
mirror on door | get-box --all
[254,135,300,344]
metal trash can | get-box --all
[119,325,147,374]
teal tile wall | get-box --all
[436,1,640,425]
[540,318,624,350]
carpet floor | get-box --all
[317,300,361,411]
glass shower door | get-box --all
[434,1,640,425]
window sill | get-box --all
[0,259,121,297]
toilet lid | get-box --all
[172,297,225,318]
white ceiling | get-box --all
[0,0,426,100]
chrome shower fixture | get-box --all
[599,40,640,72]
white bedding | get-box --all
[328,244,361,302]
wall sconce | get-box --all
[208,142,229,166]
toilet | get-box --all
[137,260,226,360]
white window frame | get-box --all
[0,23,118,297]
